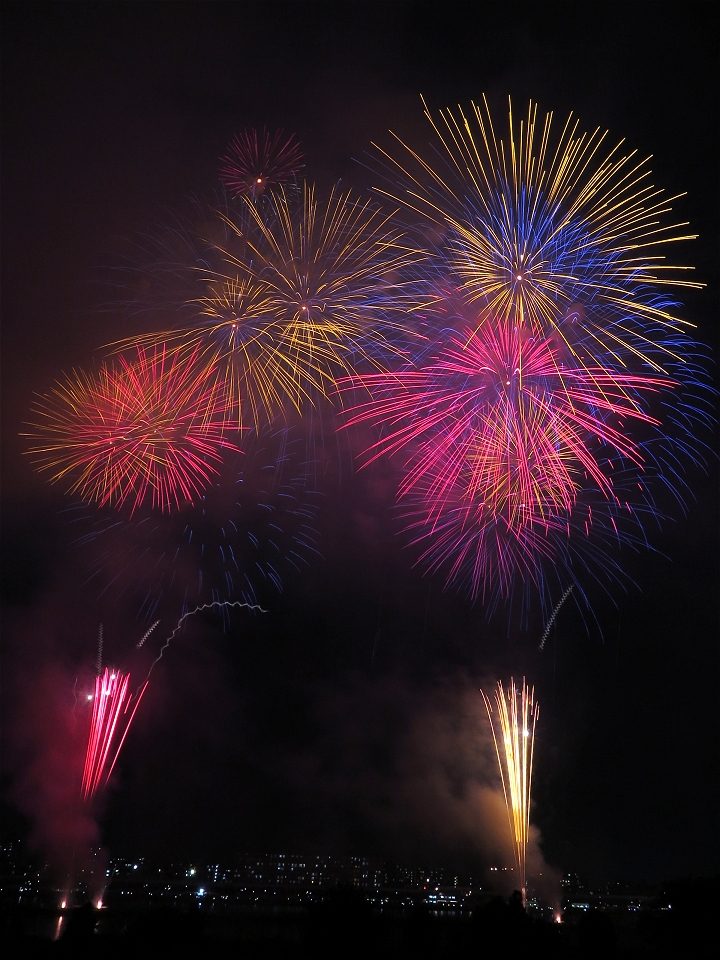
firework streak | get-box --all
[81,668,148,802]
[481,678,538,902]
[539,585,574,650]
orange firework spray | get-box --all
[481,678,538,903]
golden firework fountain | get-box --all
[482,678,538,904]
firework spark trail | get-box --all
[141,600,267,681]
[102,680,149,789]
[539,585,574,651]
[481,678,538,903]
[136,620,160,650]
[24,344,239,514]
[95,624,103,676]
[81,668,146,801]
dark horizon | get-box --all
[2,0,718,891]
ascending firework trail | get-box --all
[139,599,266,681]
[539,586,574,651]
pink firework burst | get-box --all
[340,306,672,601]
[219,128,304,199]
[26,345,239,514]
[343,318,667,527]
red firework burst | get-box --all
[25,345,239,514]
[219,128,304,199]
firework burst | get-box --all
[25,345,238,514]
[341,298,674,606]
[482,678,538,903]
[347,98,712,612]
[213,182,422,422]
[372,95,703,376]
[119,184,423,430]
[219,127,304,199]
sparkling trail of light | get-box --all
[141,600,267,681]
[95,624,103,676]
[135,620,161,650]
[539,585,574,650]
[481,678,538,903]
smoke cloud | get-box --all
[3,599,107,899]
[267,669,559,896]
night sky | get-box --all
[2,1,718,888]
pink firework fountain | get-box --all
[81,668,147,802]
